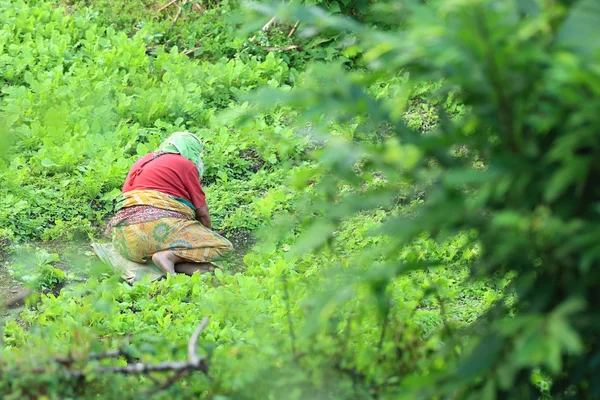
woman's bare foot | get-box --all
[152,251,178,276]
[174,262,215,276]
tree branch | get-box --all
[288,21,299,38]
[157,0,179,12]
[188,317,209,366]
[262,16,277,32]
[41,317,212,396]
[143,369,189,396]
[167,5,184,35]
[264,45,299,52]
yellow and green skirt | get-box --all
[107,190,233,265]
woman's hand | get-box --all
[196,205,212,229]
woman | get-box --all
[105,132,233,276]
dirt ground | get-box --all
[0,262,29,314]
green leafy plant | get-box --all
[4,0,589,399]
[7,248,66,291]
[241,0,600,397]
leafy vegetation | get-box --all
[7,247,66,291]
[1,0,598,398]
[0,0,306,242]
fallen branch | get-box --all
[99,359,203,374]
[264,45,299,52]
[184,46,202,55]
[143,369,189,396]
[99,317,210,375]
[34,317,212,396]
[192,2,204,13]
[262,16,277,32]
[188,317,209,365]
[55,349,134,366]
[288,20,299,38]
[250,15,277,42]
[167,6,184,35]
[157,0,178,12]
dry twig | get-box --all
[188,317,209,365]
[250,15,278,42]
[184,46,202,55]
[144,369,189,395]
[264,45,299,52]
[288,20,299,38]
[38,317,212,396]
[167,6,184,35]
[157,0,179,12]
[55,349,134,366]
[193,3,204,13]
[262,16,277,32]
[98,317,210,375]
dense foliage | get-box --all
[250,0,600,397]
[1,0,599,398]
[0,0,308,242]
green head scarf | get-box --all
[157,132,205,178]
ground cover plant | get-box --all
[1,0,599,398]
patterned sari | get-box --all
[106,190,232,264]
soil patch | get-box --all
[0,262,29,314]
[221,230,255,272]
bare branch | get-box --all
[98,359,204,374]
[262,16,277,32]
[188,317,209,366]
[264,45,299,52]
[143,370,189,396]
[27,317,213,397]
[96,318,210,375]
[250,15,278,42]
[167,6,184,35]
[55,349,130,366]
[288,21,300,38]
[146,373,162,386]
[157,0,178,12]
[192,3,204,13]
[184,46,202,56]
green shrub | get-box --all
[245,0,600,397]
[0,0,305,241]
[7,248,66,291]
[4,0,583,398]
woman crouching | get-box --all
[105,132,233,276]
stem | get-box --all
[282,274,298,357]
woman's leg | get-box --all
[152,252,217,276]
[174,262,215,275]
[152,219,234,276]
[169,220,233,265]
[151,251,184,276]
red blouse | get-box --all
[122,153,206,210]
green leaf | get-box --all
[214,268,224,282]
[558,0,600,55]
[328,1,341,13]
[544,158,589,202]
[456,334,505,380]
[41,159,57,167]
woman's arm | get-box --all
[180,159,210,228]
[196,205,212,229]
